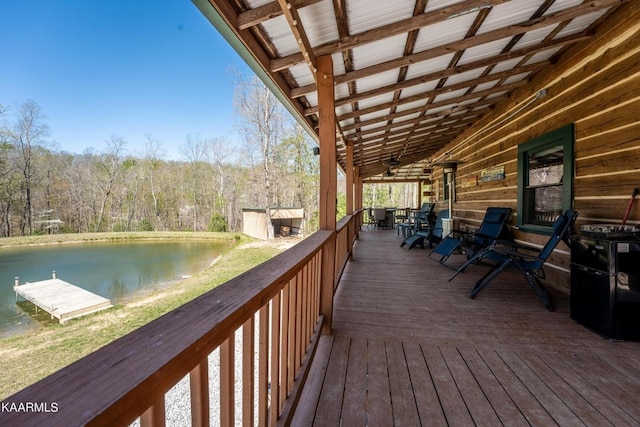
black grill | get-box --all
[570,235,640,341]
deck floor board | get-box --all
[364,339,393,427]
[340,337,368,426]
[293,229,640,425]
[403,342,448,426]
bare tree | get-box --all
[94,136,126,231]
[180,134,208,231]
[0,100,51,235]
[0,141,19,236]
[234,75,285,208]
[143,135,164,230]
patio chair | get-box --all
[450,209,578,311]
[397,202,434,237]
[373,208,389,229]
[394,207,410,225]
[400,209,448,249]
[365,208,377,229]
[428,207,512,267]
[416,202,436,231]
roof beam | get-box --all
[274,0,349,148]
[238,0,322,30]
[276,0,318,76]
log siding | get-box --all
[430,4,640,293]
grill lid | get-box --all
[580,224,640,239]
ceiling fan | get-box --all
[382,153,400,167]
[385,167,395,177]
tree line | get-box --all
[0,76,322,237]
[0,76,418,238]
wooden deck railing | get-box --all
[1,214,360,427]
[335,210,361,287]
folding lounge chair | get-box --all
[401,209,448,249]
[449,209,578,311]
[429,207,512,266]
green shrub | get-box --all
[138,218,153,231]
[207,213,228,232]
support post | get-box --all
[355,168,363,231]
[345,141,354,257]
[317,54,336,335]
[346,141,354,216]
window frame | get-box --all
[517,124,574,235]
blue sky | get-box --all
[0,1,252,159]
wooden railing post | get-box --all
[320,233,336,335]
[242,317,255,427]
[220,336,235,427]
[317,53,336,335]
[140,396,166,427]
[190,360,210,427]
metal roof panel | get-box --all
[414,15,473,51]
[346,0,416,34]
[478,2,541,35]
[351,33,407,70]
[555,9,610,37]
[405,54,456,80]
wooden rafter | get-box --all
[274,0,348,147]
[276,0,318,77]
[238,0,323,30]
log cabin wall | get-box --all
[431,2,640,294]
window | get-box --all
[517,124,574,234]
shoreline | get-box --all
[1,233,241,339]
[0,231,241,249]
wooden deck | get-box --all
[14,276,112,324]
[293,228,640,426]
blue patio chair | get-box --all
[450,209,578,311]
[397,202,435,237]
[428,207,512,266]
[400,209,448,249]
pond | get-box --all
[0,239,234,338]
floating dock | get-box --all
[14,272,112,324]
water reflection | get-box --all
[0,240,233,337]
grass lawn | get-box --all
[0,232,290,399]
